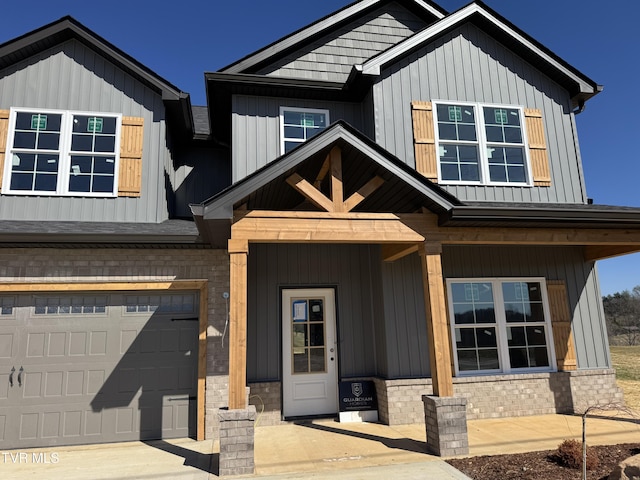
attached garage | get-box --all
[0,290,200,448]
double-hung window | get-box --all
[434,102,529,185]
[2,108,121,197]
[280,107,329,154]
[447,278,554,375]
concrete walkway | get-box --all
[1,413,638,479]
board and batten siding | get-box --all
[0,39,174,222]
[246,243,383,382]
[255,2,428,83]
[373,23,587,204]
[441,245,610,370]
[232,95,364,182]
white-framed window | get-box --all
[280,107,329,154]
[2,108,121,197]
[447,278,555,375]
[434,101,530,186]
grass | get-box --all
[610,345,640,411]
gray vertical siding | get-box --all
[246,243,383,382]
[256,2,428,83]
[442,245,610,369]
[231,95,364,182]
[374,23,586,204]
[0,39,175,222]
[381,254,430,378]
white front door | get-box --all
[282,288,338,418]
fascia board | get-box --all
[361,3,596,96]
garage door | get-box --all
[0,291,199,449]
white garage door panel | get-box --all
[0,292,198,449]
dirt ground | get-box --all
[447,443,640,480]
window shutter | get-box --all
[0,109,9,188]
[411,101,438,182]
[547,280,577,371]
[118,116,144,197]
[524,109,551,187]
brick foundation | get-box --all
[423,396,468,456]
[218,406,256,476]
[375,370,623,425]
[248,382,285,426]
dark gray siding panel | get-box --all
[172,146,230,218]
[247,243,383,382]
[442,245,610,369]
[374,23,586,204]
[0,40,175,222]
[381,254,430,378]
[232,95,364,182]
[257,2,427,83]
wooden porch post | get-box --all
[419,241,454,397]
[228,239,249,409]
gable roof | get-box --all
[0,16,196,140]
[220,0,446,74]
[191,120,460,245]
[358,1,601,108]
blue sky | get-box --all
[1,0,638,295]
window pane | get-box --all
[293,350,309,373]
[309,348,326,372]
[293,324,307,349]
[94,135,115,153]
[37,132,60,150]
[478,349,499,370]
[453,303,476,324]
[509,347,528,368]
[309,324,324,347]
[456,328,476,348]
[13,131,36,149]
[527,326,547,346]
[68,175,90,193]
[34,173,57,191]
[309,299,324,321]
[457,350,478,371]
[71,134,93,152]
[10,172,34,190]
[284,125,304,139]
[94,157,115,174]
[437,104,476,141]
[476,327,497,347]
[507,326,526,346]
[529,347,549,367]
[92,175,114,193]
[483,107,522,144]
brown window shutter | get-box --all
[119,116,144,197]
[411,101,438,182]
[547,280,577,371]
[524,108,551,187]
[0,109,10,188]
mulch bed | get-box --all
[446,443,640,480]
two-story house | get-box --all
[2,0,640,472]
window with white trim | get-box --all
[280,107,329,154]
[2,108,121,196]
[434,102,530,185]
[447,278,554,374]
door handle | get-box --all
[9,366,15,387]
[17,367,23,387]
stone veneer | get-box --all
[375,369,623,425]
[218,406,256,476]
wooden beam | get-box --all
[381,243,419,262]
[286,173,334,212]
[584,245,640,261]
[419,241,453,397]
[330,146,345,212]
[231,215,425,244]
[0,279,209,441]
[228,239,249,410]
[314,153,331,189]
[343,175,385,212]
